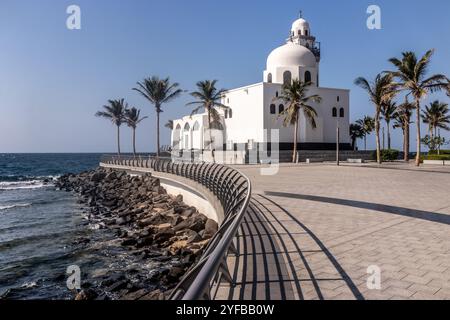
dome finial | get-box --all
[299,10,303,18]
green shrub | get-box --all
[429,149,450,155]
[371,149,400,161]
[424,154,450,161]
[382,149,399,161]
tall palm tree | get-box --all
[393,97,414,161]
[95,99,126,156]
[354,73,396,164]
[349,123,364,151]
[133,76,182,157]
[381,100,397,150]
[421,100,450,138]
[388,50,449,166]
[275,79,321,163]
[187,80,229,162]
[124,107,148,157]
[356,116,375,151]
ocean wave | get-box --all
[0,180,53,191]
[0,203,32,211]
[0,175,60,183]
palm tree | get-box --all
[393,98,414,161]
[356,116,375,151]
[133,76,182,157]
[381,100,397,150]
[95,99,126,156]
[187,80,229,162]
[164,120,174,130]
[388,50,449,166]
[275,79,322,163]
[421,100,450,138]
[354,73,396,164]
[349,123,364,150]
[124,107,148,157]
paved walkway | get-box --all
[215,163,450,300]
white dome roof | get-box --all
[291,18,309,30]
[267,42,317,68]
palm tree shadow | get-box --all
[264,191,450,225]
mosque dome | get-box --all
[267,42,317,69]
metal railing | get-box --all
[99,154,252,300]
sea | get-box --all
[0,153,104,299]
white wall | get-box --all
[222,83,265,146]
[262,83,350,144]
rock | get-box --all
[203,219,218,239]
[90,172,106,183]
[153,229,175,244]
[103,171,117,182]
[139,289,165,300]
[74,289,98,300]
[168,240,188,255]
[121,238,137,246]
[106,280,128,292]
[120,289,148,300]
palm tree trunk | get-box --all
[415,99,421,166]
[133,127,136,157]
[208,109,215,163]
[156,108,160,158]
[375,111,382,164]
[387,121,391,150]
[293,113,299,163]
[117,125,121,156]
[404,121,410,161]
[364,135,367,151]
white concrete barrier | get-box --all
[423,160,445,166]
[347,158,364,163]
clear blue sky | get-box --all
[1,0,450,152]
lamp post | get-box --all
[336,120,340,166]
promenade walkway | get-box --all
[215,163,450,300]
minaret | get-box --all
[287,15,321,63]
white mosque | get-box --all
[171,16,351,163]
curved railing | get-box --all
[99,155,252,300]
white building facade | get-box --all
[171,17,351,162]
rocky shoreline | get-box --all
[56,167,217,300]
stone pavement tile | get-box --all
[434,288,450,299]
[381,278,415,290]
[402,274,432,286]
[411,292,441,300]
[381,286,415,299]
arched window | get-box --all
[270,104,276,114]
[192,121,200,131]
[298,30,301,36]
[224,109,228,118]
[275,91,279,97]
[332,107,337,117]
[267,73,272,83]
[305,30,309,36]
[337,96,340,102]
[184,123,190,131]
[283,71,292,86]
[340,108,345,118]
[228,109,233,118]
[279,104,284,114]
[304,71,312,83]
